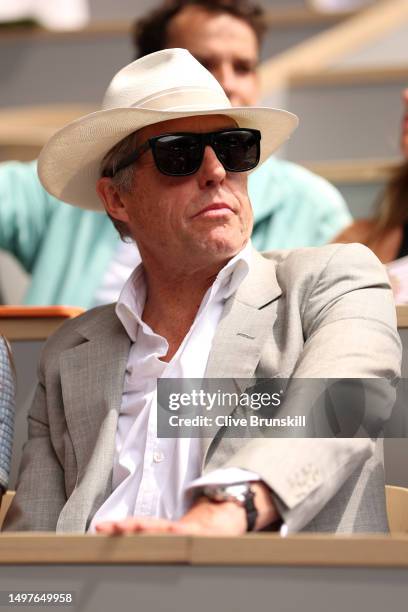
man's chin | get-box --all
[194,234,248,261]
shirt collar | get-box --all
[116,241,252,342]
[209,239,251,300]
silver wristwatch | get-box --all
[201,482,258,531]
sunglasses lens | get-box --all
[154,134,202,175]
[150,129,260,176]
[213,130,260,172]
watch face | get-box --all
[204,483,250,503]
[225,483,249,498]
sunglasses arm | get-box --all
[108,140,151,177]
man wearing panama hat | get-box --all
[4,49,400,535]
[0,0,351,309]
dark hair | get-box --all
[100,132,139,242]
[370,161,408,239]
[133,0,266,59]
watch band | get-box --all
[244,486,257,532]
[202,482,258,532]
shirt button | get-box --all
[153,451,165,463]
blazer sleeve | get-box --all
[218,243,401,532]
[2,356,67,532]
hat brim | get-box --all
[38,106,298,211]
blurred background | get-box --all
[0,0,407,301]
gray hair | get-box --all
[100,131,140,241]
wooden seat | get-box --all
[0,490,15,530]
[386,485,408,533]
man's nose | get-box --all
[197,145,226,188]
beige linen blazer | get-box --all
[3,244,401,533]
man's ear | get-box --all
[96,177,130,224]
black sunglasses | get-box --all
[109,128,261,177]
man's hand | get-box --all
[94,498,246,536]
[95,482,278,536]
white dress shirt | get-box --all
[89,241,259,531]
[92,240,141,307]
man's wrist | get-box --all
[201,482,258,531]
[181,496,247,535]
[211,499,248,533]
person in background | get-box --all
[133,0,352,253]
[333,87,408,263]
[3,50,400,534]
[0,0,351,309]
[0,336,15,503]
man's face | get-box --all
[166,6,260,107]
[401,88,408,159]
[100,115,253,272]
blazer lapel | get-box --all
[57,306,130,532]
[201,249,282,467]
[205,249,282,380]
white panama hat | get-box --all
[38,48,299,211]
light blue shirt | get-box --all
[250,156,351,250]
[0,158,351,307]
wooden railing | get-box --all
[258,0,408,95]
[0,306,84,340]
[0,6,354,43]
[289,64,408,88]
[302,158,399,183]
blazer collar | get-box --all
[235,247,282,307]
[205,248,282,379]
